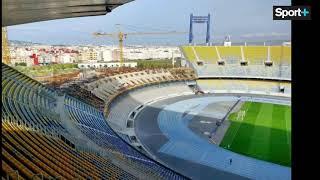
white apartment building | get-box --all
[60,54,72,64]
[10,47,33,65]
[101,50,113,62]
[79,49,100,61]
[38,54,52,64]
[123,46,181,60]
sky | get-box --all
[8,0,291,46]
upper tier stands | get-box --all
[1,63,187,179]
[218,46,242,64]
[79,68,196,133]
[243,46,268,65]
[58,67,149,110]
[193,47,218,63]
[83,68,196,103]
[181,46,291,80]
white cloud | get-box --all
[241,32,290,38]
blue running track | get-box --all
[157,96,291,180]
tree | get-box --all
[15,62,27,66]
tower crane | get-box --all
[2,27,11,65]
[93,24,187,67]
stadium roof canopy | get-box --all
[2,0,134,26]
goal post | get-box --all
[237,110,246,121]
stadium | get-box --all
[2,1,291,180]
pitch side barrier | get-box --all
[197,76,291,82]
[239,96,291,106]
[127,90,194,126]
[202,90,291,98]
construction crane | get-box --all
[93,24,187,66]
[2,27,11,65]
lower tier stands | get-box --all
[2,63,187,180]
[64,95,185,180]
[197,79,291,95]
[61,83,105,111]
[2,64,63,136]
[192,64,291,80]
[2,121,137,180]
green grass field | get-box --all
[220,102,291,167]
[15,63,79,77]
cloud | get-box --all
[241,32,290,38]
[9,26,44,31]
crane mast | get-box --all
[2,27,11,65]
[118,32,125,66]
[93,26,186,68]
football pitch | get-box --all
[220,102,291,167]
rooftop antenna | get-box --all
[223,35,232,46]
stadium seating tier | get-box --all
[1,63,188,180]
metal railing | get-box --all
[32,173,44,180]
[6,170,19,180]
